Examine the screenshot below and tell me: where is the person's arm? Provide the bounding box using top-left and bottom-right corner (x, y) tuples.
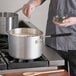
(22, 0), (46, 17)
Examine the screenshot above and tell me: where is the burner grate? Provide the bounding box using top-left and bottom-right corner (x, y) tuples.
(0, 51), (7, 70)
(0, 34), (8, 49)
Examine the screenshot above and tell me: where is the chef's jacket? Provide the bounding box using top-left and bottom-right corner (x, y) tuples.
(41, 0), (76, 51)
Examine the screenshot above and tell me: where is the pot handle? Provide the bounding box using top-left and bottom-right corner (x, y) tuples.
(45, 33), (72, 38)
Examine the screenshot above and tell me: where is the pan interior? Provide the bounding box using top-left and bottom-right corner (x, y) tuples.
(9, 28), (43, 37)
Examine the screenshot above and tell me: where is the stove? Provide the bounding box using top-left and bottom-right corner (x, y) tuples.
(0, 21), (64, 71)
(0, 49), (48, 70)
(0, 21), (49, 70)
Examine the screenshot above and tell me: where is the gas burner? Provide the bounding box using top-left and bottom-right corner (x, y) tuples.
(7, 55), (48, 69)
(0, 51), (15, 63)
(14, 54), (48, 63)
(0, 50), (49, 70)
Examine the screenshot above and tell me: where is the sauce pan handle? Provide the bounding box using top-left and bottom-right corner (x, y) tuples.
(45, 33), (72, 38)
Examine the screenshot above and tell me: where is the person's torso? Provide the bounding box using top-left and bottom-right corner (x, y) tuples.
(45, 0), (76, 51)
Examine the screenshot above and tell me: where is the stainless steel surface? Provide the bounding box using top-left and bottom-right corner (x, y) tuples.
(0, 12), (18, 34)
(43, 46), (64, 66)
(0, 67), (57, 74)
(8, 28), (43, 59)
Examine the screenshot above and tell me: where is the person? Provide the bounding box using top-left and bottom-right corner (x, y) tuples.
(22, 0), (76, 76)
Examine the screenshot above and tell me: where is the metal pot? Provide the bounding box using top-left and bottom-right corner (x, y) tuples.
(8, 28), (43, 60)
(0, 12), (19, 34)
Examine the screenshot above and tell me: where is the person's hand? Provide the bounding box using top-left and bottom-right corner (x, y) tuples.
(53, 17), (76, 27)
(22, 0), (37, 17)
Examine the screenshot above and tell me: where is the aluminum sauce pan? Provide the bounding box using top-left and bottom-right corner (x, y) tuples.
(8, 28), (43, 60)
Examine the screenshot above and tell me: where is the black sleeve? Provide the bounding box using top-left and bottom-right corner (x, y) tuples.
(41, 0), (46, 4)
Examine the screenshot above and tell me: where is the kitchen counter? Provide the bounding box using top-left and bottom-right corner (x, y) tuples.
(0, 45), (64, 74)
